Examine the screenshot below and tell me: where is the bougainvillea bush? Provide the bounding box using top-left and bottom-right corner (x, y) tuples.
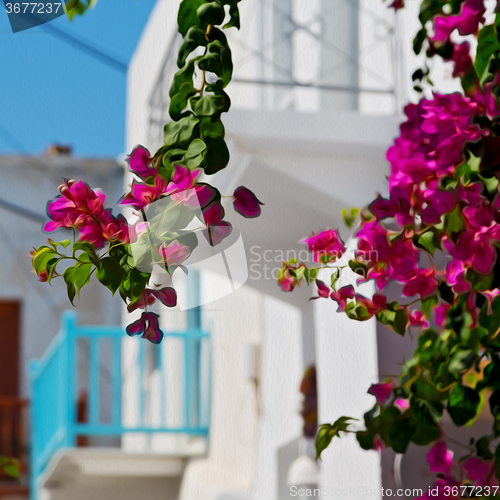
(279, 0), (500, 494)
(30, 0), (262, 344)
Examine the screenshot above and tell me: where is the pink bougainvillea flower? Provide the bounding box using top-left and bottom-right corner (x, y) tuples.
(450, 42), (473, 78)
(121, 178), (168, 210)
(427, 442), (454, 473)
(403, 268), (437, 298)
(278, 261), (307, 292)
(126, 312), (164, 344)
(387, 94), (485, 199)
(373, 435), (383, 451)
(203, 221), (233, 247)
(233, 186), (264, 218)
(389, 0), (404, 10)
(156, 240), (192, 266)
(77, 211), (129, 249)
(330, 285), (356, 311)
(395, 398), (410, 412)
(368, 379), (393, 403)
(480, 288), (500, 315)
(446, 259), (470, 294)
(127, 288), (177, 313)
(435, 302), (450, 329)
(409, 310), (429, 328)
(313, 279), (330, 299)
(202, 201), (225, 226)
(464, 458), (489, 485)
(128, 146), (155, 180)
(166, 164), (201, 194)
(433, 0), (485, 42)
(151, 287), (177, 308)
(303, 229), (345, 263)
(127, 289), (157, 313)
(190, 183), (218, 208)
(45, 180), (106, 232)
(129, 221), (149, 244)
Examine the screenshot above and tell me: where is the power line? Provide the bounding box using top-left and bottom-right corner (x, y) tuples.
(39, 21), (127, 73)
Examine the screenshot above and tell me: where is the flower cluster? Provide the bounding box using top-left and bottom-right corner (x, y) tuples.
(32, 146), (263, 342)
(286, 0), (500, 488)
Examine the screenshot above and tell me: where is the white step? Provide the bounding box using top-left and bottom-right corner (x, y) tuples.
(40, 449), (189, 500)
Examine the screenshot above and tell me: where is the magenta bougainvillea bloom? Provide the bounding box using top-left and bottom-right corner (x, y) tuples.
(329, 285), (356, 311)
(156, 241), (192, 267)
(232, 186), (264, 218)
(395, 398), (409, 411)
(166, 164), (201, 194)
(463, 458), (490, 485)
(121, 178), (168, 210)
(278, 261), (307, 292)
(368, 379), (393, 403)
(409, 310), (428, 328)
(45, 180), (129, 249)
(314, 279), (330, 299)
(427, 442), (454, 473)
(45, 180), (105, 231)
(126, 311), (164, 344)
(202, 201), (224, 226)
(303, 229), (345, 263)
(128, 146), (155, 180)
(433, 0), (485, 42)
(127, 288), (177, 313)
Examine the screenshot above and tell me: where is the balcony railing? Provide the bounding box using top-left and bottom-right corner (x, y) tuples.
(29, 311), (211, 500)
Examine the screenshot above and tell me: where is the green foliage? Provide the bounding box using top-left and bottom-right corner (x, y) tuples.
(316, 417), (358, 460)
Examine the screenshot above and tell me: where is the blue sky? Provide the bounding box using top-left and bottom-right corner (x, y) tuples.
(0, 1), (157, 157)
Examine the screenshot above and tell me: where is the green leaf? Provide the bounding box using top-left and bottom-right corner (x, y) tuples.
(304, 267), (319, 285)
(33, 247), (58, 274)
(198, 39), (233, 87)
(74, 262), (93, 296)
(447, 383), (480, 426)
(197, 2), (225, 28)
(413, 230), (440, 255)
(177, 0), (206, 37)
(421, 295), (438, 318)
(65, 0), (95, 20)
(447, 347), (475, 376)
(445, 207), (464, 235)
(413, 28), (427, 55)
(315, 417), (358, 460)
(3, 464), (19, 479)
(164, 114), (200, 149)
(475, 24), (500, 81)
(96, 258), (124, 295)
(48, 238), (71, 250)
(204, 135), (230, 174)
(190, 94), (224, 117)
(169, 82), (197, 121)
(63, 266), (77, 306)
(476, 436), (494, 460)
(183, 138), (208, 169)
(177, 27), (208, 68)
(223, 1), (241, 29)
(345, 301), (372, 322)
(342, 208), (359, 228)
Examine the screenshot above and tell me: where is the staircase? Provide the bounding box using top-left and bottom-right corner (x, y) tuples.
(29, 311), (211, 500)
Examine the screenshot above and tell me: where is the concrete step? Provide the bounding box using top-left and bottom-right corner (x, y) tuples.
(40, 449), (189, 500)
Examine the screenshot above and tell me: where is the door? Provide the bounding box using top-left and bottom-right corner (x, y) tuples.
(0, 302), (20, 397)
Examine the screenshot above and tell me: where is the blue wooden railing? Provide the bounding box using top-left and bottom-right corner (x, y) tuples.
(29, 310), (211, 499)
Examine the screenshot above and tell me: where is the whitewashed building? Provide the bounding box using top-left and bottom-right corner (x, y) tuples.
(31, 0), (483, 499)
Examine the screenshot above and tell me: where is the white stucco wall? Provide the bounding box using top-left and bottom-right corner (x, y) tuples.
(0, 154), (123, 398)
